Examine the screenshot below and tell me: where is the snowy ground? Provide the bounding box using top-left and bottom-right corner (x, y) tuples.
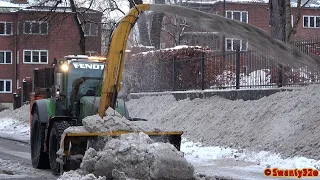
(1, 86), (320, 179)
(0, 158), (53, 179)
(0, 105), (29, 142)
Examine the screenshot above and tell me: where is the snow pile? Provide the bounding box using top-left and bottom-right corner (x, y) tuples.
(81, 107), (176, 132)
(126, 84), (320, 160)
(0, 104), (30, 123)
(81, 108), (143, 132)
(0, 105), (30, 141)
(62, 108), (193, 179)
(57, 170), (105, 180)
(0, 118), (29, 141)
(80, 132), (194, 179)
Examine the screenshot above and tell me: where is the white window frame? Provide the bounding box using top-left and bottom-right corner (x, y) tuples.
(303, 15), (320, 28)
(0, 21), (13, 36)
(23, 50), (48, 64)
(225, 38), (248, 51)
(0, 51), (12, 64)
(160, 43), (166, 49)
(225, 10), (248, 23)
(23, 21), (49, 35)
(0, 79), (12, 93)
(84, 23), (98, 37)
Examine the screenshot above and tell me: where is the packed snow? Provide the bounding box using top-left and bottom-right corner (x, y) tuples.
(78, 132), (194, 179)
(62, 108), (194, 179)
(81, 108), (143, 132)
(0, 105), (30, 142)
(0, 158), (54, 179)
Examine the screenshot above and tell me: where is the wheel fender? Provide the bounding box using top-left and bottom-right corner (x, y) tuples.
(31, 100), (49, 124)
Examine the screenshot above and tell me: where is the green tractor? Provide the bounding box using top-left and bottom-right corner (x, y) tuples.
(30, 55), (129, 174)
(29, 55), (182, 174)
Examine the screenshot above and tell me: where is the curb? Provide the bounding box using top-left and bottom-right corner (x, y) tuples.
(0, 136), (30, 144)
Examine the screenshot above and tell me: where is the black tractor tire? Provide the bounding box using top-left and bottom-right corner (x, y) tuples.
(30, 107), (50, 169)
(49, 121), (69, 175)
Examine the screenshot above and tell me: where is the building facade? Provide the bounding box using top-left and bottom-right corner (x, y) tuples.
(0, 2), (102, 103)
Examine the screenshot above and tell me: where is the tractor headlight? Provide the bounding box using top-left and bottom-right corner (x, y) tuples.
(61, 63), (69, 72)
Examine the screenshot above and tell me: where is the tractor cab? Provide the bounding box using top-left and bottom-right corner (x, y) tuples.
(52, 55), (129, 124)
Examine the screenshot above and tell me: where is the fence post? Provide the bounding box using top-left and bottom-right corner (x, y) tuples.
(172, 56), (177, 91)
(236, 46), (240, 89)
(33, 69), (38, 92)
(22, 81), (27, 103)
(201, 53), (205, 90)
(278, 64), (283, 87)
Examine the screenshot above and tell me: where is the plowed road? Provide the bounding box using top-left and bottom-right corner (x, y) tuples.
(0, 138), (55, 180)
(0, 138), (300, 180)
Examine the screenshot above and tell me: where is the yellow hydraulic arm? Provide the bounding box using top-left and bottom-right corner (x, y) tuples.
(98, 4), (150, 118)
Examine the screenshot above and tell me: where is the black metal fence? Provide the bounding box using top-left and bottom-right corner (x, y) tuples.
(124, 38), (320, 92)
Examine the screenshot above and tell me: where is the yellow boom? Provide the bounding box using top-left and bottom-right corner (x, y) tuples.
(98, 4), (150, 117)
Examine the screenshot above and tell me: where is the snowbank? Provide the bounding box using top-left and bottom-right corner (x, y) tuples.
(126, 84), (320, 160)
(0, 118), (29, 141)
(0, 104), (30, 123)
(0, 105), (30, 141)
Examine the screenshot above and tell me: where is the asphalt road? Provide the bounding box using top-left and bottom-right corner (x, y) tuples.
(0, 138), (57, 180)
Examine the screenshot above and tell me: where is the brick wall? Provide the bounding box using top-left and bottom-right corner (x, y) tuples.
(292, 8), (320, 40)
(0, 9), (102, 103)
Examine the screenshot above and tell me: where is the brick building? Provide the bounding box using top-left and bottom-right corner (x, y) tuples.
(158, 1), (320, 51)
(0, 1), (102, 103)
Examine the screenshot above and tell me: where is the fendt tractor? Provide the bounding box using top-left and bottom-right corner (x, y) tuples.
(30, 4), (183, 175)
(30, 54), (183, 174)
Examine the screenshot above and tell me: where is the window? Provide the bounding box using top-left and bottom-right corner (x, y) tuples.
(226, 11), (248, 23)
(226, 38), (248, 51)
(23, 50), (48, 64)
(0, 51), (12, 64)
(84, 23), (98, 36)
(24, 21), (48, 34)
(0, 79), (12, 93)
(160, 43), (166, 49)
(303, 16), (320, 28)
(0, 22), (12, 35)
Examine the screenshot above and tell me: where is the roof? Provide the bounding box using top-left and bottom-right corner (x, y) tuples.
(21, 6), (101, 14)
(0, 0), (27, 12)
(185, 0), (320, 8)
(0, 0), (102, 13)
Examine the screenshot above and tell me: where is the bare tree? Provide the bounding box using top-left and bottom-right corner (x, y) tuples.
(129, 0), (151, 46)
(286, 0), (311, 42)
(69, 0), (86, 54)
(161, 15), (190, 46)
(269, 0), (286, 41)
(269, 0), (311, 43)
